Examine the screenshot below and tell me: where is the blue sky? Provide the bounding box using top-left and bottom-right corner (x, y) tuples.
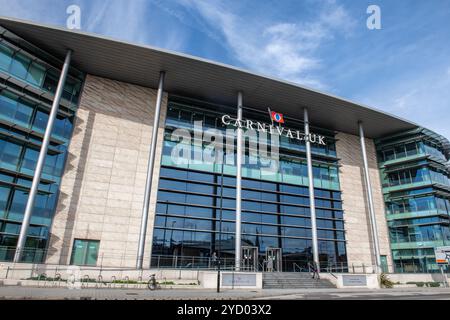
(1, 0), (449, 138)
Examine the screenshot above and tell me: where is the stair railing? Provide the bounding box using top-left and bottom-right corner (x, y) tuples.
(293, 263), (304, 272)
(258, 262), (266, 273)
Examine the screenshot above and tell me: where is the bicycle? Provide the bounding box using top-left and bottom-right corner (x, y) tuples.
(147, 274), (159, 291)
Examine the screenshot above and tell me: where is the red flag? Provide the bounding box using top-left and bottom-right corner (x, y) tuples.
(271, 111), (285, 124)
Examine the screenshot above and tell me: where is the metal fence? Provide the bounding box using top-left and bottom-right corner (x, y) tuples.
(322, 262), (449, 275)
(150, 255), (238, 270)
(1, 247), (449, 275)
(0, 264), (203, 289)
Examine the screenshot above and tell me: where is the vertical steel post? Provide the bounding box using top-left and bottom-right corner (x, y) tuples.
(235, 91), (243, 271)
(358, 121), (381, 271)
(304, 108), (320, 268)
(440, 265), (448, 288)
(136, 71), (165, 269)
(13, 50), (72, 263)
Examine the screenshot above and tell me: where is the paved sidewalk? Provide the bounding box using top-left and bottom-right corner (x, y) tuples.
(0, 286), (449, 300)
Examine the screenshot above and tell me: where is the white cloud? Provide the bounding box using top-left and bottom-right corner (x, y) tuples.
(392, 90), (418, 110)
(0, 0), (65, 23)
(175, 0), (356, 89)
(82, 0), (188, 52)
(0, 0), (355, 88)
(0, 0), (187, 52)
(358, 69), (450, 139)
(82, 0), (150, 45)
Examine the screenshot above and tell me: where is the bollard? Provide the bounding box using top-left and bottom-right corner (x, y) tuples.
(440, 266), (448, 288)
(217, 260), (221, 293)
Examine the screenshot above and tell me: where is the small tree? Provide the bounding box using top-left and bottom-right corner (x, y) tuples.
(379, 273), (394, 288)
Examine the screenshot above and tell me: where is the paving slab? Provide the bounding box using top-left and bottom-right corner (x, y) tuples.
(0, 285), (449, 300)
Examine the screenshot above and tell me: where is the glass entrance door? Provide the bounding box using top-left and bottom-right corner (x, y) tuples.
(265, 248), (282, 272)
(242, 246), (258, 271)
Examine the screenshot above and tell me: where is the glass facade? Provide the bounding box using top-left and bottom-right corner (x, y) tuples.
(0, 41), (82, 106)
(0, 31), (83, 262)
(2, 26), (448, 275)
(376, 128), (450, 273)
(151, 97), (347, 271)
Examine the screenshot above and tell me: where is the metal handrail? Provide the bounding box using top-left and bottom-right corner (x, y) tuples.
(293, 263), (309, 273)
(258, 262), (266, 272)
(329, 272), (338, 279)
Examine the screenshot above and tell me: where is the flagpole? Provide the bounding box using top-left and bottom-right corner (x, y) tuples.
(267, 107), (274, 126)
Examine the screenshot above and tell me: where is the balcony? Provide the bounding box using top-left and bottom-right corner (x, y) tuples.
(390, 240), (448, 250)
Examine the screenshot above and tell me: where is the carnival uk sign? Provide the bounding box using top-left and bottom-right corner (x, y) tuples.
(221, 111), (327, 146)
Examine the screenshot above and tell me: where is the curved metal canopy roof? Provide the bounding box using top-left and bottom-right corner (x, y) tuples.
(0, 16), (430, 139)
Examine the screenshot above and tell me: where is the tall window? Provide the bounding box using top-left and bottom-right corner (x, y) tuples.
(10, 52), (31, 79)
(70, 239), (100, 266)
(26, 62), (46, 87)
(0, 34), (84, 264)
(0, 43), (13, 71)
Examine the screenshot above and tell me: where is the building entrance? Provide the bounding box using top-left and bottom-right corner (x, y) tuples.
(266, 248), (282, 272)
(242, 246), (258, 271)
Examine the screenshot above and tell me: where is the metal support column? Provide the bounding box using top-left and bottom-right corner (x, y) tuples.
(235, 91), (243, 271)
(13, 50), (73, 263)
(358, 121), (381, 272)
(136, 71), (165, 269)
(304, 108), (319, 268)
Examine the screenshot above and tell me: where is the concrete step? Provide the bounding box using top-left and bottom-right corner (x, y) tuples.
(266, 274), (316, 276)
(263, 278), (320, 281)
(263, 280), (334, 284)
(262, 272), (335, 289)
(263, 283), (334, 286)
(263, 284), (335, 289)
(263, 285), (335, 288)
(263, 280), (328, 282)
(263, 284), (334, 287)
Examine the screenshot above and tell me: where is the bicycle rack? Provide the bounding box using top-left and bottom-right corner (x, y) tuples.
(37, 273), (47, 288)
(110, 275), (116, 289)
(53, 268), (59, 285)
(96, 275), (103, 289)
(137, 276), (143, 289)
(53, 273), (62, 287)
(82, 275), (90, 288)
(123, 276), (129, 289)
